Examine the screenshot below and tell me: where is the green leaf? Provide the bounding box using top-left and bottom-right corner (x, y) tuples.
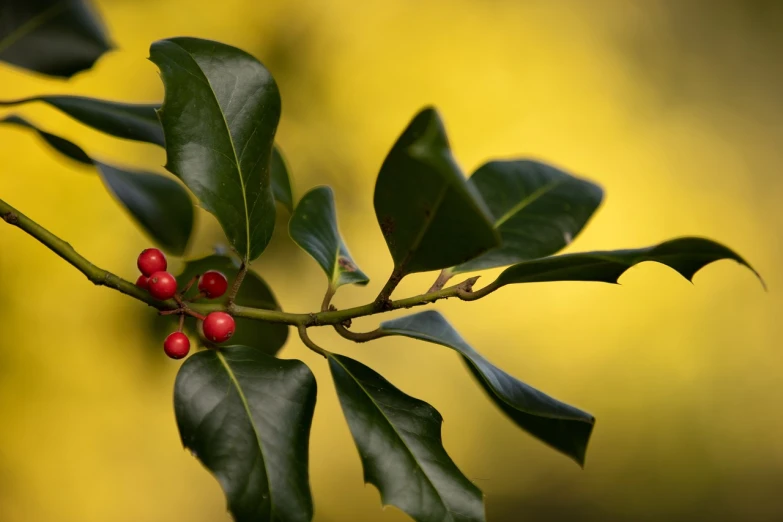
(374, 108), (500, 276)
(0, 0), (111, 77)
(0, 96), (296, 213)
(271, 146), (294, 213)
(380, 311), (594, 466)
(175, 346), (316, 522)
(495, 237), (764, 289)
(329, 353), (485, 522)
(452, 160), (604, 274)
(150, 37), (280, 261)
(289, 186), (369, 290)
(0, 96), (163, 145)
(176, 255), (288, 355)
(1, 115), (193, 255)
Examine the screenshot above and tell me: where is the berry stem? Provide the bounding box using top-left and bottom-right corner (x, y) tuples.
(185, 290), (207, 303)
(180, 274), (200, 296)
(184, 308), (207, 321)
(225, 261), (247, 307)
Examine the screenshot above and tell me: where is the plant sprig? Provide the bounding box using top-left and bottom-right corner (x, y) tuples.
(0, 29), (762, 522)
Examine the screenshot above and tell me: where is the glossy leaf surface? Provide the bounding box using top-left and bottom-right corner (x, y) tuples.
(0, 0), (111, 77)
(374, 108), (499, 275)
(0, 96), (295, 212)
(150, 37), (280, 261)
(1, 115), (193, 254)
(176, 255), (288, 354)
(495, 237), (763, 288)
(0, 96), (163, 144)
(380, 311), (594, 465)
(175, 346), (316, 522)
(453, 160), (604, 274)
(329, 353), (485, 522)
(289, 186), (369, 289)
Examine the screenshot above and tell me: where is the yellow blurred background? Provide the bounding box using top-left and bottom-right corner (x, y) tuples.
(1, 0), (780, 520)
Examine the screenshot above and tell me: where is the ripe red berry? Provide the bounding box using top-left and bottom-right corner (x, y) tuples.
(202, 312), (235, 343)
(164, 332), (190, 359)
(198, 270), (229, 299)
(148, 271), (178, 300)
(135, 275), (149, 289)
(137, 248), (167, 276)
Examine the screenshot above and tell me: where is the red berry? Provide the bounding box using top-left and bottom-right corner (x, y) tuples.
(198, 270), (229, 299)
(135, 275), (149, 289)
(164, 332), (190, 359)
(148, 271), (178, 300)
(202, 312), (235, 343)
(137, 248), (167, 276)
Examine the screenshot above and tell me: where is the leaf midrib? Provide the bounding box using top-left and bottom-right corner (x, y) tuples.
(0, 1), (68, 54)
(217, 352), (274, 520)
(170, 41), (252, 260)
(492, 177), (567, 228)
(397, 183), (449, 273)
(331, 355), (455, 520)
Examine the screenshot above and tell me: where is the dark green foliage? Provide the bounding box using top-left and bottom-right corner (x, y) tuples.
(149, 37), (280, 261)
(174, 346), (316, 522)
(0, 96), (163, 144)
(289, 186), (369, 289)
(453, 160), (604, 274)
(271, 146), (294, 212)
(374, 108), (500, 277)
(495, 237), (763, 288)
(0, 0), (111, 77)
(1, 31), (763, 522)
(329, 354), (485, 522)
(1, 115), (193, 255)
(380, 311), (594, 466)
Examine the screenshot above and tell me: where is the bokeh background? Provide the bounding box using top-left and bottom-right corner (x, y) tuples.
(0, 0), (780, 521)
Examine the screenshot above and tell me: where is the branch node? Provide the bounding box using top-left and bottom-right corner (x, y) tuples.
(2, 211), (19, 225)
(458, 275), (480, 293)
(428, 269), (454, 292)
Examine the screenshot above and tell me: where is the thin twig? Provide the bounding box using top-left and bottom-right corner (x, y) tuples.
(321, 285), (336, 312)
(180, 274), (200, 296)
(226, 261), (247, 307)
(0, 198), (501, 329)
(297, 325), (330, 358)
(374, 267), (403, 309)
(334, 323), (388, 343)
(428, 268), (454, 292)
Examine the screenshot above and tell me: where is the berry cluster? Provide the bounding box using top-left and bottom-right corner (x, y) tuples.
(134, 248), (236, 359)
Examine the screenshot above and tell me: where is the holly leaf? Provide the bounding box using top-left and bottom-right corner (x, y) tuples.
(289, 186), (368, 290)
(379, 311), (594, 466)
(150, 37), (280, 261)
(271, 146), (294, 213)
(175, 346), (316, 522)
(0, 96), (163, 145)
(494, 237), (764, 289)
(451, 160), (604, 274)
(1, 115), (193, 255)
(329, 353), (485, 522)
(176, 255), (288, 355)
(374, 108), (499, 278)
(0, 0), (112, 77)
(0, 94), (296, 213)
